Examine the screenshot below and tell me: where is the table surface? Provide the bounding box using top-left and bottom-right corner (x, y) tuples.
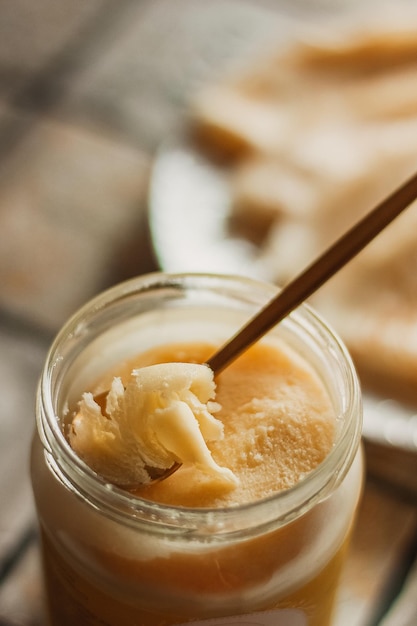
(1, 2), (417, 625)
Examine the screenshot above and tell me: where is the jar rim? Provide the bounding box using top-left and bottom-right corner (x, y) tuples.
(37, 272), (362, 538)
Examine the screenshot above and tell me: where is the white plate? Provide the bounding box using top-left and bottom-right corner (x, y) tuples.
(149, 141), (270, 279)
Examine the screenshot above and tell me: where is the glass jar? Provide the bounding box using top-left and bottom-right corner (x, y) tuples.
(31, 272), (363, 626)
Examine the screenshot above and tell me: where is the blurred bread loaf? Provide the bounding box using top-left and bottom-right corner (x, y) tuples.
(191, 11), (417, 394)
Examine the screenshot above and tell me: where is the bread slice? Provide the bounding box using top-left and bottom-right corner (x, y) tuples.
(191, 12), (417, 396)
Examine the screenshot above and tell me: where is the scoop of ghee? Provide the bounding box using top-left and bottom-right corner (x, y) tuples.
(69, 362), (238, 489)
